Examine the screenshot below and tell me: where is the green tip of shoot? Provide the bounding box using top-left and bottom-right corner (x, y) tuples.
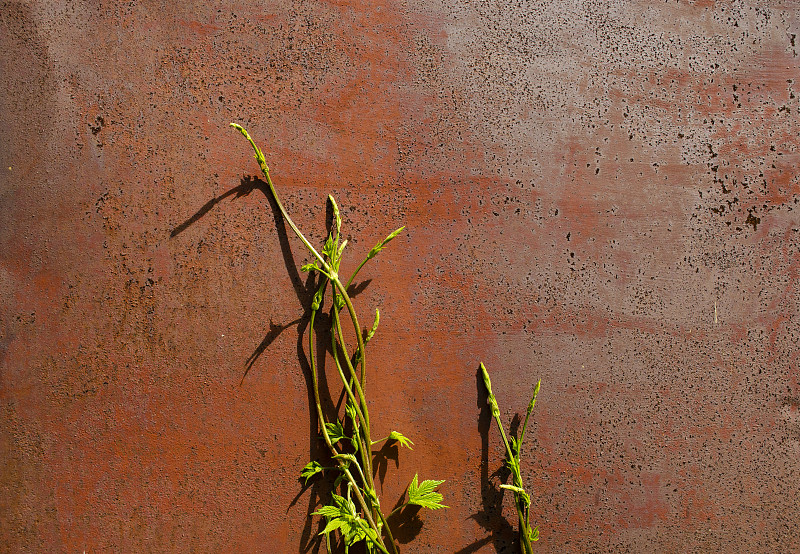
(480, 362), (493, 395)
(328, 195), (342, 235)
(368, 226), (406, 260)
(230, 122), (269, 174)
(527, 379), (541, 414)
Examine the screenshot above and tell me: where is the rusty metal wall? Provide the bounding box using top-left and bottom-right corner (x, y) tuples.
(2, 1), (799, 552)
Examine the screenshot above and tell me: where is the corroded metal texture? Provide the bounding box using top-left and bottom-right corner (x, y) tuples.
(2, 1), (799, 552)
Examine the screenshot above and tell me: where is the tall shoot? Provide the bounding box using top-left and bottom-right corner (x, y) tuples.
(231, 123), (446, 553)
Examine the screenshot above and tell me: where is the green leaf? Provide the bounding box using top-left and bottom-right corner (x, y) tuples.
(345, 401), (359, 425)
(334, 294), (345, 310)
(530, 526), (540, 542)
(337, 239), (348, 260)
(325, 420), (347, 444)
(313, 505), (343, 518)
(332, 453), (358, 465)
(320, 517), (346, 535)
(312, 493), (373, 547)
(322, 234), (335, 260)
(387, 430), (414, 450)
(301, 261), (320, 273)
(367, 226), (405, 260)
(301, 461), (324, 484)
(407, 473), (448, 510)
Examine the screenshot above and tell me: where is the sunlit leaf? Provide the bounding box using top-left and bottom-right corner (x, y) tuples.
(408, 473), (448, 510)
(387, 430), (414, 450)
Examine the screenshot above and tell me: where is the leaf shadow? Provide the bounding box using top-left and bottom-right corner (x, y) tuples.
(170, 176), (382, 553)
(372, 442), (399, 490)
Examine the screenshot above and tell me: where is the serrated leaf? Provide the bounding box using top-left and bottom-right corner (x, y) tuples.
(387, 430), (414, 450)
(325, 420), (347, 444)
(301, 261), (320, 273)
(407, 473), (448, 510)
(301, 461), (324, 484)
(312, 493), (373, 547)
(320, 517), (346, 535)
(313, 505), (342, 518)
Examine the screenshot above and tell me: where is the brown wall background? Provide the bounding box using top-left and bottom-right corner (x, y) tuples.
(2, 1), (799, 552)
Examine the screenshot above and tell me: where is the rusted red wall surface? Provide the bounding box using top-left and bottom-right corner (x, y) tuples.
(2, 1), (799, 552)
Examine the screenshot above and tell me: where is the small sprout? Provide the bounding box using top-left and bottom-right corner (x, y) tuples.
(387, 430), (414, 449)
(367, 226), (405, 261)
(328, 194), (342, 236)
(365, 308), (380, 343)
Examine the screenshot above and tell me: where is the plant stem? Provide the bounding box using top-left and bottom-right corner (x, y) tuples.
(233, 124), (401, 554)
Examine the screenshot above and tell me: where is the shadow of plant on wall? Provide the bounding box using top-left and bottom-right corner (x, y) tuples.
(171, 126), (544, 552)
(226, 123), (447, 553)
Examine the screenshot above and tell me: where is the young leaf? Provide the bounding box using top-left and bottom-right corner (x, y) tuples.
(337, 239), (348, 260)
(301, 461), (324, 484)
(320, 233), (335, 259)
(312, 493), (375, 547)
(325, 420), (347, 444)
(387, 430), (414, 450)
(500, 484), (531, 506)
(301, 261), (320, 273)
(530, 526), (540, 542)
(407, 474), (448, 510)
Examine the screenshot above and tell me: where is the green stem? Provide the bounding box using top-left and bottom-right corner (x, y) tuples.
(308, 282), (388, 553)
(376, 507), (399, 554)
(331, 305), (377, 489)
(330, 277), (368, 390)
(388, 503), (409, 519)
(331, 296), (370, 426)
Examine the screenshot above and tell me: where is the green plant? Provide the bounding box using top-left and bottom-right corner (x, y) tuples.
(480, 362), (541, 553)
(231, 123), (446, 553)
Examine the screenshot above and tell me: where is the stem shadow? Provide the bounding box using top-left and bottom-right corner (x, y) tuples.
(453, 365), (516, 554)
